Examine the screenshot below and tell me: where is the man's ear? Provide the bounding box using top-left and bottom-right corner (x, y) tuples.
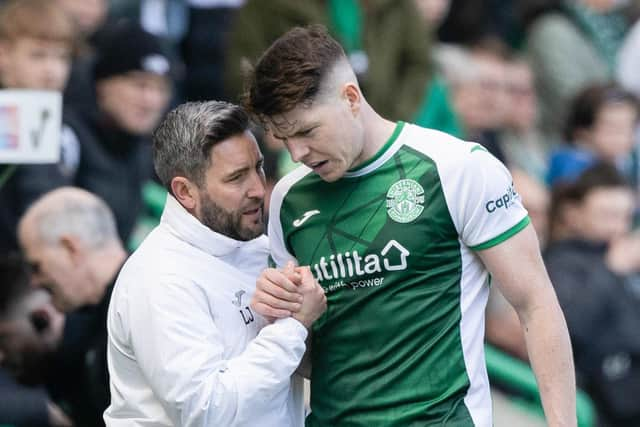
(59, 234), (85, 266)
(171, 176), (199, 211)
(342, 83), (361, 116)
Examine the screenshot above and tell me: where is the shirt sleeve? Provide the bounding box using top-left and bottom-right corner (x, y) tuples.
(125, 275), (308, 426)
(443, 146), (530, 250)
(268, 180), (298, 268)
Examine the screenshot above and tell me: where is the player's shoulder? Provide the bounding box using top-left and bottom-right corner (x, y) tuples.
(272, 164), (314, 201)
(401, 123), (491, 167)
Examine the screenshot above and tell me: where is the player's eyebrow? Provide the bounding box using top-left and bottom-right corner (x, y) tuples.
(271, 123), (319, 141)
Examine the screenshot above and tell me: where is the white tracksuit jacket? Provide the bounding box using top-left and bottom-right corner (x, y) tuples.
(104, 195), (307, 426)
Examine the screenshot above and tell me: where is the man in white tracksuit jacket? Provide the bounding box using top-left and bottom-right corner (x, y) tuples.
(104, 101), (326, 426)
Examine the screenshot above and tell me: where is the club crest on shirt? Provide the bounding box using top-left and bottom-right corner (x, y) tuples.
(386, 179), (425, 223)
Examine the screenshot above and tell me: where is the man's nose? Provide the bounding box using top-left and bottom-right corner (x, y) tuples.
(288, 141), (310, 163)
(247, 171), (266, 200)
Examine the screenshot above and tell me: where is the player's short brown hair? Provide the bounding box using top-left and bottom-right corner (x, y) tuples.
(244, 25), (347, 122)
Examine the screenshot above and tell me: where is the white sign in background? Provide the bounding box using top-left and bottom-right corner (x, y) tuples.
(0, 90), (62, 164)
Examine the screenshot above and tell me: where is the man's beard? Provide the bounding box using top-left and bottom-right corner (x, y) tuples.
(200, 193), (264, 241)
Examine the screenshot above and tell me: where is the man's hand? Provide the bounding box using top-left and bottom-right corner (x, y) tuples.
(252, 262), (304, 321)
(291, 266), (327, 328)
(252, 262), (327, 328)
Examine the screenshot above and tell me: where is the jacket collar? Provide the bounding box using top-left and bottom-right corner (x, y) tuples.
(161, 195), (263, 258)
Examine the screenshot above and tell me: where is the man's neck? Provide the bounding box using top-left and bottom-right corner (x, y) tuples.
(359, 107), (398, 166)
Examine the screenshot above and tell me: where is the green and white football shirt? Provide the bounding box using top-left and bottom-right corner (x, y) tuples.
(269, 122), (530, 427)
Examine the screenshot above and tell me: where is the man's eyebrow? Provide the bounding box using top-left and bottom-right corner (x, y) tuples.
(271, 123), (318, 140)
(223, 157), (264, 178)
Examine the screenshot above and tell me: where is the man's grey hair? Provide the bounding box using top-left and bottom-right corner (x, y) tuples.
(35, 195), (119, 249)
(153, 101), (250, 191)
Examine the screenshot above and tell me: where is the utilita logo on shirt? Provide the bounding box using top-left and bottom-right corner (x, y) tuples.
(312, 240), (409, 292)
(485, 183), (519, 213)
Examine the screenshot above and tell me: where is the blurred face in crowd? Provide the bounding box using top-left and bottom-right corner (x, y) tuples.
(97, 71), (171, 135)
(55, 0), (107, 36)
(0, 289), (64, 384)
(473, 53), (509, 129)
(0, 37), (72, 91)
(413, 0), (451, 28)
(18, 223), (92, 312)
(194, 131), (266, 241)
(451, 78), (490, 135)
(505, 61), (537, 132)
(566, 186), (635, 243)
(581, 101), (637, 162)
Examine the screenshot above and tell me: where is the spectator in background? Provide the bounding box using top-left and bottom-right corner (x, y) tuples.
(547, 83), (639, 187)
(523, 0), (629, 140)
(500, 57), (550, 183)
(544, 163), (640, 426)
(0, 255), (71, 427)
(62, 20), (173, 244)
(412, 0), (463, 137)
(56, 0), (108, 38)
(0, 0), (78, 252)
(437, 42), (509, 161)
(17, 187), (127, 426)
(107, 0), (189, 104)
(467, 37), (511, 163)
(57, 0), (109, 114)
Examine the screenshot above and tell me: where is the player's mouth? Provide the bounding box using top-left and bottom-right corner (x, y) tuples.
(309, 160), (329, 172)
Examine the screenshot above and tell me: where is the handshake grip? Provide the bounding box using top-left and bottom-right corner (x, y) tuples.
(252, 263), (327, 329)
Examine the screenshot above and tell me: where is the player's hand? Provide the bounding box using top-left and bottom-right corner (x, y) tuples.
(292, 266), (327, 329)
(252, 262), (303, 321)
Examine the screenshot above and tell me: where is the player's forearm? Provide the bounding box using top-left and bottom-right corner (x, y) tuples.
(520, 293), (576, 427)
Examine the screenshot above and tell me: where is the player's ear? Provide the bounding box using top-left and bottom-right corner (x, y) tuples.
(343, 83), (361, 116)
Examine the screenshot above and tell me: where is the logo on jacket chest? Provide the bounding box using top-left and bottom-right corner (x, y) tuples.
(232, 290), (254, 325)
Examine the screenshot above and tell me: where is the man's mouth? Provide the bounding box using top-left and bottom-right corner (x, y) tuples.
(309, 160), (328, 171)
(243, 206), (262, 216)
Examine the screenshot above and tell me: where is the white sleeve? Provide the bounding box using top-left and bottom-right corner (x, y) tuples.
(268, 178), (298, 268)
(442, 147), (530, 250)
(127, 275), (307, 426)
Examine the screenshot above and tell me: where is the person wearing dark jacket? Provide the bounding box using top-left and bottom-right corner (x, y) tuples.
(63, 20), (172, 242)
(0, 255), (71, 427)
(17, 187), (128, 426)
(0, 0), (79, 252)
(544, 163), (640, 426)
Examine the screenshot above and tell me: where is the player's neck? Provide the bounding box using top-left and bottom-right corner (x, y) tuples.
(360, 107), (398, 163)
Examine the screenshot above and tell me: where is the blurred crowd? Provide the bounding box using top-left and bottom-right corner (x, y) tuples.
(1, 0), (640, 425)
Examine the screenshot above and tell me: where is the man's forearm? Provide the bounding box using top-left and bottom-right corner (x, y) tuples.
(520, 295), (576, 426)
